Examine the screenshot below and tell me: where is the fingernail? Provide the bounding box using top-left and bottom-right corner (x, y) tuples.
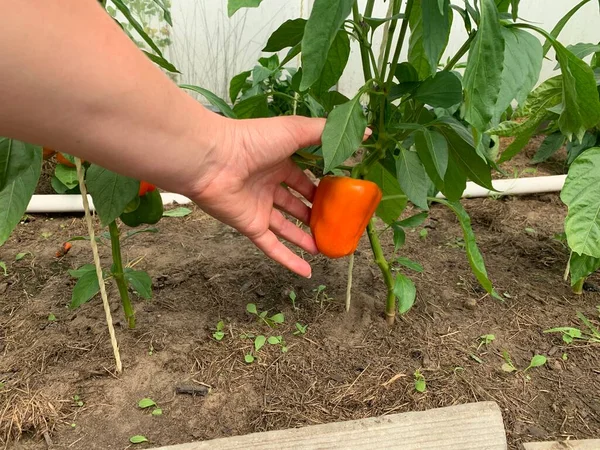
(364, 127), (373, 136)
(307, 272), (312, 279)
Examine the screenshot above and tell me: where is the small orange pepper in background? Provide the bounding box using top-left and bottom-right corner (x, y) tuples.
(42, 147), (56, 160)
(138, 181), (156, 197)
(55, 242), (72, 258)
(310, 176), (382, 258)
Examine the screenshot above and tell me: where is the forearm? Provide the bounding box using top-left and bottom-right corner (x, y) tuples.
(0, 0), (224, 196)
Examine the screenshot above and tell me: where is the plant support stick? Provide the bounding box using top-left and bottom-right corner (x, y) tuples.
(74, 157), (122, 373)
(346, 253), (354, 312)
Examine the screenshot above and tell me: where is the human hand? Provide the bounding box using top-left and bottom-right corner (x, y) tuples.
(189, 115), (328, 278)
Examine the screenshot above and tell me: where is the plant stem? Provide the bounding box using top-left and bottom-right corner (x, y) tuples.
(367, 219), (396, 325)
(385, 0), (414, 91)
(572, 278), (584, 295)
(108, 221), (135, 328)
(378, 0), (401, 81)
(444, 32), (476, 71)
(353, 2), (373, 83)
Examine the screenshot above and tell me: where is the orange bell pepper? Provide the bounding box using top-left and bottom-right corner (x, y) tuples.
(310, 176), (382, 258)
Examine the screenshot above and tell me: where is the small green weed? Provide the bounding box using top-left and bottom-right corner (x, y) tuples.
(414, 370), (426, 393)
(246, 303), (284, 328)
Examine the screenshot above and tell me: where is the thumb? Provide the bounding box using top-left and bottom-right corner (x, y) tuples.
(276, 115), (373, 150)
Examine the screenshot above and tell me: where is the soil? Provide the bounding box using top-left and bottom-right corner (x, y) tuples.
(1, 140), (598, 450)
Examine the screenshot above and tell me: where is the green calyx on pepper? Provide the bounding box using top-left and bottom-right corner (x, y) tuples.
(120, 185), (163, 227)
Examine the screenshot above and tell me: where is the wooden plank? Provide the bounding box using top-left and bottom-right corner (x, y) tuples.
(153, 401), (506, 450)
(524, 440), (600, 450)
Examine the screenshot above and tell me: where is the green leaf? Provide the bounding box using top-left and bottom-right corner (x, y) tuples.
(251, 65), (273, 87)
(86, 165), (139, 226)
(129, 435), (149, 444)
(396, 212), (428, 228)
(413, 71), (462, 108)
(124, 227), (159, 239)
(532, 133), (566, 164)
(394, 273), (417, 314)
(463, 0), (505, 131)
(246, 303), (258, 315)
(229, 70), (251, 104)
(300, 0), (354, 91)
(254, 335), (266, 352)
(263, 19), (306, 52)
(227, 0), (263, 17)
(396, 148), (429, 210)
(47, 313), (56, 322)
(270, 313), (285, 324)
(312, 31), (350, 97)
(152, 408), (163, 416)
(501, 362), (516, 373)
(395, 257), (424, 273)
(0, 139), (42, 246)
(233, 95), (270, 119)
(0, 262), (7, 276)
(112, 0), (164, 57)
(569, 252), (600, 286)
(567, 132), (597, 165)
(69, 264), (97, 278)
(180, 85), (236, 119)
(267, 336), (282, 345)
(527, 355), (547, 370)
(124, 269), (153, 299)
(138, 398), (157, 409)
(69, 269), (101, 309)
(364, 162), (407, 225)
(542, 0), (591, 57)
(435, 199), (500, 299)
(561, 147), (600, 258)
(51, 175), (71, 194)
(162, 207), (192, 217)
(244, 354), (255, 363)
(408, 1), (432, 79)
(438, 123), (494, 191)
(392, 226), (406, 251)
(363, 13), (405, 31)
(422, 0), (453, 75)
(415, 129), (448, 185)
(55, 164), (79, 190)
(415, 378), (426, 392)
(492, 27), (542, 123)
(150, 0), (172, 25)
(15, 252), (28, 261)
(556, 43), (600, 68)
(141, 51), (179, 74)
(553, 40), (600, 141)
(321, 95), (366, 173)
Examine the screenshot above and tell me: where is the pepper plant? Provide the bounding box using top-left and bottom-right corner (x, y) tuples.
(208, 0), (598, 325)
(0, 0), (178, 328)
(489, 0), (600, 294)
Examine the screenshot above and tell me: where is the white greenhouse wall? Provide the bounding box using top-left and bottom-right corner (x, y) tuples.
(168, 1), (600, 102)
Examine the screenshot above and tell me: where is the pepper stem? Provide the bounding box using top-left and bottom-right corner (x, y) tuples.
(108, 221), (135, 328)
(367, 219), (395, 325)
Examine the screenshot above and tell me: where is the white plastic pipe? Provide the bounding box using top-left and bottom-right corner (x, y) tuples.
(25, 175), (567, 213)
(25, 193), (193, 214)
(436, 174), (567, 199)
